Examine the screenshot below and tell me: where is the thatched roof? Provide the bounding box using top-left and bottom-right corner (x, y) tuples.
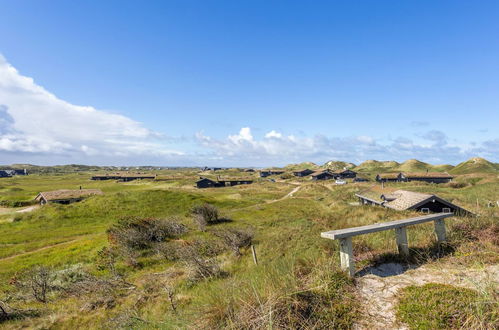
(383, 190), (433, 211)
(311, 169), (331, 177)
(36, 189), (103, 202)
(331, 169), (356, 174)
(376, 173), (401, 179)
(356, 187), (473, 215)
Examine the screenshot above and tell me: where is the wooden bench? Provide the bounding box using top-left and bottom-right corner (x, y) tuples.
(320, 213), (454, 277)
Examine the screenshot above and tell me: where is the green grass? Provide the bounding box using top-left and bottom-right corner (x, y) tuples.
(396, 283), (498, 329)
(0, 170), (497, 329)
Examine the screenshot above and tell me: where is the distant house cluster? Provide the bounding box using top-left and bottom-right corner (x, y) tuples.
(202, 167), (223, 171)
(375, 172), (453, 184)
(259, 169), (285, 178)
(35, 189), (103, 205)
(293, 169), (315, 177)
(196, 177), (254, 188)
(91, 173), (156, 182)
(310, 169), (358, 181)
(0, 169), (28, 178)
(355, 187), (472, 216)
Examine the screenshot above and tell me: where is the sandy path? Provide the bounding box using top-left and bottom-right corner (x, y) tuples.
(354, 263), (499, 329)
(0, 239), (78, 261)
(266, 185), (301, 204)
(16, 205), (39, 213)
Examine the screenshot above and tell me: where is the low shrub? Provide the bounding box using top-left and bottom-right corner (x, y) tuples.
(105, 216), (188, 267)
(211, 228), (253, 257)
(191, 204), (219, 230)
(11, 266), (58, 303)
(445, 182), (468, 189)
(107, 216), (188, 250)
(176, 243), (224, 283)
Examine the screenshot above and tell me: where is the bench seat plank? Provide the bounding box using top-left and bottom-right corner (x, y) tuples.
(321, 212), (453, 240)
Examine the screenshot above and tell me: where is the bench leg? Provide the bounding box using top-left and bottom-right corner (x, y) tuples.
(395, 227), (409, 256)
(339, 237), (355, 277)
(434, 219), (446, 242)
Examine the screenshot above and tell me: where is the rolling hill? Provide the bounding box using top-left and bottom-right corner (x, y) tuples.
(284, 162), (320, 171)
(394, 159), (433, 172)
(449, 157), (499, 174)
(354, 160), (399, 172)
(322, 160), (356, 170)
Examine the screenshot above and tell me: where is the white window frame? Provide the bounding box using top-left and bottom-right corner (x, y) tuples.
(421, 208), (430, 213)
(442, 207), (451, 213)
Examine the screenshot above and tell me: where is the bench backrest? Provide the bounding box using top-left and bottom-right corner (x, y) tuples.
(321, 212), (453, 240)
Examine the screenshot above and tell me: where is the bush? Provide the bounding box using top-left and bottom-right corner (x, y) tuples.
(176, 242), (224, 283)
(212, 228), (254, 257)
(106, 216), (188, 267)
(108, 216), (188, 250)
(191, 204), (219, 230)
(445, 182), (468, 189)
(11, 266), (58, 303)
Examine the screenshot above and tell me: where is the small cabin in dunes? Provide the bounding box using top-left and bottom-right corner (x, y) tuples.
(331, 169), (357, 179)
(259, 170), (285, 178)
(311, 170), (335, 181)
(293, 169), (314, 177)
(355, 188), (472, 216)
(196, 178), (223, 188)
(196, 177), (253, 188)
(375, 173), (403, 182)
(35, 189), (103, 205)
(401, 172), (453, 184)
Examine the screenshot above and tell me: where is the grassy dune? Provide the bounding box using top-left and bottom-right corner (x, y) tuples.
(0, 170), (497, 328)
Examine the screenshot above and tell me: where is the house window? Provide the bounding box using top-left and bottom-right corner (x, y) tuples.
(421, 208), (430, 213)
(442, 208), (451, 213)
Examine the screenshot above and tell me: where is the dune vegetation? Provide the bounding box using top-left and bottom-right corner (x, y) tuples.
(0, 160), (497, 329)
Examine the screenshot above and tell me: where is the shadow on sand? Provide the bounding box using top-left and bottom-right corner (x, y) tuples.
(356, 242), (456, 278)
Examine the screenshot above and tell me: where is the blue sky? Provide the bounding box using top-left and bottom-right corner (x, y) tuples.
(0, 1), (498, 166)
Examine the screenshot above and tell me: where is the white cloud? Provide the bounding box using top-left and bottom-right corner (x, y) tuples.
(265, 130), (282, 139)
(0, 54), (497, 166)
(0, 54), (182, 160)
(196, 127), (499, 166)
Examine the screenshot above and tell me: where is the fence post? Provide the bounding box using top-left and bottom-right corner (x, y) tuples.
(251, 245), (258, 265)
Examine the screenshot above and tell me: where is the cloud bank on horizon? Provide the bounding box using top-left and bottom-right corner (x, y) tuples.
(0, 55), (497, 166)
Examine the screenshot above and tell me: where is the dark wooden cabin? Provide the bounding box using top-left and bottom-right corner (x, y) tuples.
(196, 178), (253, 188)
(259, 170), (285, 178)
(196, 178), (223, 188)
(293, 169), (314, 177)
(401, 172), (453, 184)
(375, 173), (403, 182)
(311, 170), (335, 181)
(353, 177), (369, 182)
(331, 169), (357, 179)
